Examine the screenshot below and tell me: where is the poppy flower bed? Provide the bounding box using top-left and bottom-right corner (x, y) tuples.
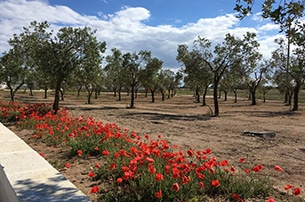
(0, 101), (303, 201)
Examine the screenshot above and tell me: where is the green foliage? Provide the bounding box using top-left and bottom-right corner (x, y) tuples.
(0, 50), (27, 102)
(48, 158), (66, 170)
(4, 21), (107, 111)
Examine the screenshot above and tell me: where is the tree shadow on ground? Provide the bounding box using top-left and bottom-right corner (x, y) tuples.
(14, 173), (90, 202)
(65, 106), (119, 111)
(121, 112), (211, 121)
(223, 110), (301, 118)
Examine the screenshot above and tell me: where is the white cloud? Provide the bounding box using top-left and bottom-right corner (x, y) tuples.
(258, 23), (279, 32)
(252, 12), (263, 22)
(0, 0), (281, 70)
(258, 33), (284, 59)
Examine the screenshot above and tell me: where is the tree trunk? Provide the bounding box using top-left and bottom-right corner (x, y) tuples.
(8, 81), (24, 103)
(85, 85), (93, 104)
(9, 87), (15, 103)
(94, 89), (98, 99)
(77, 85), (82, 97)
(113, 87), (117, 97)
(196, 88), (200, 103)
(160, 90), (165, 101)
(202, 89), (207, 106)
(202, 85), (209, 106)
(171, 88), (174, 97)
(287, 91), (293, 106)
(213, 77), (219, 117)
(251, 88), (257, 105)
(234, 89), (237, 103)
(29, 87), (33, 96)
(44, 86), (48, 99)
(53, 79), (62, 113)
(167, 89), (170, 99)
(118, 88), (122, 101)
(88, 93), (92, 104)
(151, 90), (155, 103)
(285, 90), (293, 106)
(292, 83), (300, 111)
(145, 89), (148, 97)
(130, 85), (135, 108)
(224, 90), (228, 101)
(284, 91), (288, 104)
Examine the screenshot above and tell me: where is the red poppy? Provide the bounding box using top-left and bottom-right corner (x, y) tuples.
(117, 178), (123, 183)
(284, 184), (292, 190)
(293, 187), (301, 195)
(155, 173), (164, 182)
(181, 176), (191, 185)
(90, 186), (99, 193)
(199, 181), (204, 189)
(230, 166), (236, 173)
(123, 171), (133, 180)
(274, 165), (284, 172)
(187, 149), (194, 157)
(88, 171), (95, 177)
(232, 193), (240, 200)
(102, 150), (109, 156)
(65, 163), (71, 168)
(77, 150), (82, 157)
(266, 198), (275, 202)
(145, 157), (154, 163)
(172, 182), (180, 192)
(148, 164), (156, 174)
(203, 148), (212, 154)
(239, 158), (245, 163)
(172, 167), (180, 178)
(155, 190), (162, 198)
(244, 168), (250, 173)
(252, 164), (263, 172)
(39, 153), (45, 158)
(94, 146), (99, 151)
(95, 163), (101, 168)
(110, 163), (116, 170)
(130, 147), (138, 154)
(219, 160), (229, 166)
(232, 193), (244, 202)
(211, 179), (220, 187)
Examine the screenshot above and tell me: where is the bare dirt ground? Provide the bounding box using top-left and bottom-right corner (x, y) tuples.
(4, 91), (305, 201)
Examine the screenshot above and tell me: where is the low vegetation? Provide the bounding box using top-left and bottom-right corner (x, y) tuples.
(1, 99), (303, 202)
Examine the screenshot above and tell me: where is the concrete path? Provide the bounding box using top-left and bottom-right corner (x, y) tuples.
(0, 123), (91, 202)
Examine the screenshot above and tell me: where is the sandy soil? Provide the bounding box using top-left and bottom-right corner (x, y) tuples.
(6, 92), (305, 201)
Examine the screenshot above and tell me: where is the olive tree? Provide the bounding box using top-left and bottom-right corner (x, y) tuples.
(0, 49), (26, 102)
(19, 22), (104, 112)
(193, 32), (260, 116)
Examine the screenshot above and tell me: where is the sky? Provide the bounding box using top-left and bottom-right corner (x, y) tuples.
(0, 0), (284, 71)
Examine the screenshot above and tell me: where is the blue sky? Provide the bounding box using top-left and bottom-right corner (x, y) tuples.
(50, 0), (238, 26)
(0, 0), (283, 70)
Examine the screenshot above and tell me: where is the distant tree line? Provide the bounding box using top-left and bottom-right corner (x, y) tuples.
(0, 21), (182, 113)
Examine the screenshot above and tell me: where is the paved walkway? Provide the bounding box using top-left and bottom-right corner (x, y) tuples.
(0, 123), (91, 202)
